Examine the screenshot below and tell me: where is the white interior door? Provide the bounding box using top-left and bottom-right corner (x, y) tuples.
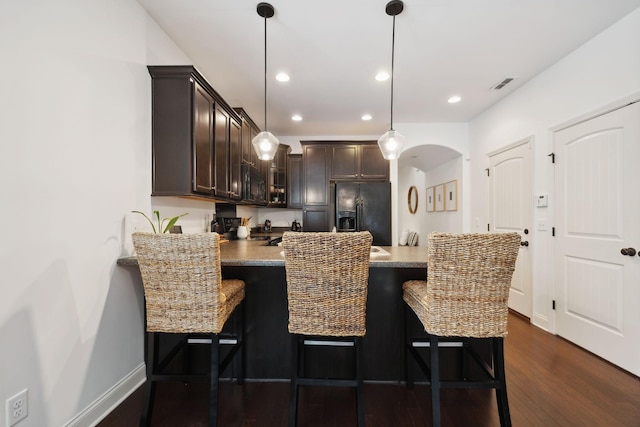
(554, 101), (640, 376)
(489, 138), (533, 318)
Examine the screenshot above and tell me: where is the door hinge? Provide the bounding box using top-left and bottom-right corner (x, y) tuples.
(486, 168), (490, 177)
(548, 152), (555, 163)
(552, 300), (556, 310)
(552, 227), (555, 237)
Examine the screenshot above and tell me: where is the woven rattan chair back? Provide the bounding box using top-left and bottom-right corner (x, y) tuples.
(422, 232), (521, 338)
(282, 231), (373, 337)
(132, 232), (240, 334)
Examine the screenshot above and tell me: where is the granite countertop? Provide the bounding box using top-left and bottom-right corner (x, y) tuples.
(117, 238), (426, 269)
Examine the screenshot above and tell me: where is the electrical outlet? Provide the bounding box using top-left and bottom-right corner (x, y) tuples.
(6, 389), (28, 427)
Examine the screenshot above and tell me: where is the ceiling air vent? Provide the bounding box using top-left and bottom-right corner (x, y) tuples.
(491, 77), (517, 90)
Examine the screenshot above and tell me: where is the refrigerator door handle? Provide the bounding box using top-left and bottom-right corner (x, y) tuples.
(356, 198), (362, 231)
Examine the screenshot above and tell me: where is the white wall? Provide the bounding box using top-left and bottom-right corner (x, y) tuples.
(425, 158), (464, 235)
(0, 0), (199, 425)
(397, 166), (426, 245)
(468, 8), (640, 331)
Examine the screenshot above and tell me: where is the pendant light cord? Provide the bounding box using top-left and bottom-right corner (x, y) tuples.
(390, 14), (396, 131)
(263, 14), (268, 131)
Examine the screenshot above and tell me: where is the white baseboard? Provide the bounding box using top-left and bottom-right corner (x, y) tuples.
(532, 313), (551, 333)
(64, 363), (146, 427)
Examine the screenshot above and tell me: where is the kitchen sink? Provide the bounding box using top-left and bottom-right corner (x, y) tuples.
(370, 246), (390, 256)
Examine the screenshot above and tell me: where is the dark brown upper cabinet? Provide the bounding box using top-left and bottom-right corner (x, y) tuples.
(301, 143), (331, 231)
(234, 108), (262, 172)
(287, 154), (303, 209)
(330, 143), (389, 181)
(265, 144), (291, 208)
(228, 114), (242, 201)
(148, 65), (242, 201)
(234, 108), (268, 205)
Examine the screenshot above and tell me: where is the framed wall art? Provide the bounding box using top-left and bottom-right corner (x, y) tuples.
(426, 186), (434, 212)
(445, 180), (458, 211)
(435, 184), (444, 212)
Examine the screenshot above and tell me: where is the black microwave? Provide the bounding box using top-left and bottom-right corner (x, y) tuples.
(242, 164), (266, 205)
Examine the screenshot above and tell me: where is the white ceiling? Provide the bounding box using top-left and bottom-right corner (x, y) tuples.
(138, 0), (640, 138)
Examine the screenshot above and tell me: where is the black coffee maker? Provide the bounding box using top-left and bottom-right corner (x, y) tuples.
(210, 214), (221, 233)
(264, 219), (271, 232)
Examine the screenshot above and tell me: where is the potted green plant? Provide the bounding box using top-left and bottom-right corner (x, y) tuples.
(131, 210), (188, 233)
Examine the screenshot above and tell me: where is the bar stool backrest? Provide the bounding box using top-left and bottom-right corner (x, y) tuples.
(282, 231), (373, 337)
(132, 232), (233, 334)
(424, 232), (521, 338)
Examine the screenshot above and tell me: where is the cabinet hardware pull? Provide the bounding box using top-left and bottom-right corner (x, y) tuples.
(620, 247), (637, 256)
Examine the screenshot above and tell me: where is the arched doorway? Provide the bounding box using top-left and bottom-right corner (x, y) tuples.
(397, 145), (463, 246)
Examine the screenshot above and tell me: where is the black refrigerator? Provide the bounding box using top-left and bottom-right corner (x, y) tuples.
(334, 182), (391, 246)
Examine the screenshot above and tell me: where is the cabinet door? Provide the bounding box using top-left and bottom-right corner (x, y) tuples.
(331, 145), (358, 179)
(238, 110), (261, 169)
(266, 144), (289, 207)
(360, 145), (389, 180)
(193, 82), (214, 194)
(303, 145), (329, 206)
(250, 126), (262, 172)
(213, 104), (230, 198)
(229, 117), (241, 200)
(303, 208), (329, 232)
(287, 154), (303, 208)
(240, 119), (253, 166)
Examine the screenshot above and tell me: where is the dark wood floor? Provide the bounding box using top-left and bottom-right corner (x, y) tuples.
(99, 313), (640, 426)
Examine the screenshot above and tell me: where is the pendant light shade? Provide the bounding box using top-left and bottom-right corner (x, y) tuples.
(377, 129), (406, 160)
(252, 130), (279, 161)
(252, 2), (279, 161)
(378, 0), (405, 160)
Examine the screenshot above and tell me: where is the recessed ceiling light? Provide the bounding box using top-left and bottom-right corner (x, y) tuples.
(375, 72), (390, 82)
(361, 114), (372, 121)
(276, 72), (290, 82)
(448, 95), (462, 104)
(291, 114), (302, 121)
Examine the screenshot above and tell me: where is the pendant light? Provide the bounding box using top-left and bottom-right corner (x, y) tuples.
(252, 2), (280, 161)
(377, 0), (405, 160)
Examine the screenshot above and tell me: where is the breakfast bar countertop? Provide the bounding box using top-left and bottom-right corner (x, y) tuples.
(117, 238), (427, 269)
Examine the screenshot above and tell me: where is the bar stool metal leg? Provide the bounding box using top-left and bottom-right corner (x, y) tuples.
(289, 335), (300, 427)
(404, 304), (415, 389)
(209, 334), (220, 427)
(355, 336), (365, 427)
(430, 334), (441, 427)
(494, 337), (512, 427)
(141, 332), (157, 427)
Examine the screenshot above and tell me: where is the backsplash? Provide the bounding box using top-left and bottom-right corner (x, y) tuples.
(122, 197), (305, 255)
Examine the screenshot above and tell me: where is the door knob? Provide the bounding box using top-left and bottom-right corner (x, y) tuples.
(620, 247), (637, 256)
(520, 241), (529, 247)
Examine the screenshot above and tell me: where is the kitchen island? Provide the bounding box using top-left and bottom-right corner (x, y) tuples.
(118, 239), (434, 381)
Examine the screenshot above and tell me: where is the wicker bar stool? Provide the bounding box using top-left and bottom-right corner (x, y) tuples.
(132, 232), (245, 427)
(403, 232), (521, 427)
(282, 231), (373, 427)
